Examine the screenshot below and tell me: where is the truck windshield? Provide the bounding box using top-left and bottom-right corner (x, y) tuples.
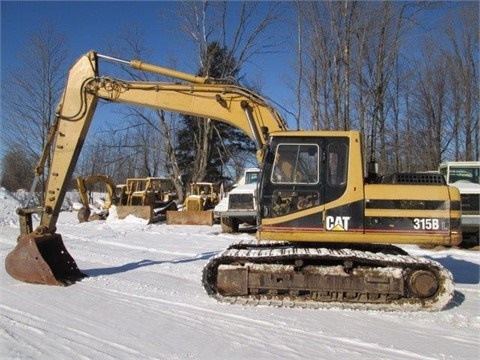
(441, 167), (480, 184)
(245, 172), (259, 184)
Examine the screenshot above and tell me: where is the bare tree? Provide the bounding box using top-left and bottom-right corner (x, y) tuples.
(1, 22), (69, 194)
(411, 41), (451, 169)
(297, 2), (335, 130)
(407, 3), (479, 167)
(176, 0), (284, 181)
(74, 26), (189, 201)
(0, 149), (33, 192)
(443, 5), (479, 161)
(297, 2), (433, 173)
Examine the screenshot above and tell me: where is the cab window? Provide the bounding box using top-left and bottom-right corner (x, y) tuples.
(271, 144), (319, 184)
(327, 142), (348, 186)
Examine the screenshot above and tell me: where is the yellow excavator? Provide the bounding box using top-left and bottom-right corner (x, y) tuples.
(76, 174), (116, 222)
(5, 51), (462, 311)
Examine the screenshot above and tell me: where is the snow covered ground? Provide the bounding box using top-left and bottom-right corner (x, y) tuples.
(1, 187), (479, 359)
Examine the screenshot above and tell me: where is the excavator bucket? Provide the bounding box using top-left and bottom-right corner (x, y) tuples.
(5, 233), (86, 286)
(166, 210), (214, 226)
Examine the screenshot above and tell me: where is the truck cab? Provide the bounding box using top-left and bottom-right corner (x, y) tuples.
(214, 168), (261, 233)
(439, 161), (480, 244)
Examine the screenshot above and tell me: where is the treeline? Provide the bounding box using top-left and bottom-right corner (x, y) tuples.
(1, 1), (478, 200)
(294, 1), (478, 173)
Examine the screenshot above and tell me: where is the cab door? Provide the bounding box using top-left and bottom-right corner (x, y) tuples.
(259, 137), (326, 230)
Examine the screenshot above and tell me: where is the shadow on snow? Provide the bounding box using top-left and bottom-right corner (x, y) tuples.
(425, 255), (480, 284)
(83, 250), (218, 277)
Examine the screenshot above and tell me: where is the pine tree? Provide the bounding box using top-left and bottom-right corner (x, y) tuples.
(175, 42), (255, 185)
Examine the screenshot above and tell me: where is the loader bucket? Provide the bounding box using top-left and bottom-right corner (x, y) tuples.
(166, 210), (214, 226)
(5, 233), (86, 286)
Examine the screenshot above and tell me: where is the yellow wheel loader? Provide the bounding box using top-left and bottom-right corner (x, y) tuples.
(5, 51), (462, 310)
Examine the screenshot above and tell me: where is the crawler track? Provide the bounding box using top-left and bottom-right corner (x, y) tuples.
(202, 241), (454, 311)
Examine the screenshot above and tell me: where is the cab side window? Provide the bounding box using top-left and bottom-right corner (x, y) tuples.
(327, 143), (347, 186)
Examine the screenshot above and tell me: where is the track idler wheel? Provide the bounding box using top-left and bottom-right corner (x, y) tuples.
(408, 270), (439, 298)
(5, 233), (86, 286)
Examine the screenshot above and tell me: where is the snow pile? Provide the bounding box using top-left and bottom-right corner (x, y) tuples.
(106, 205), (149, 224)
(0, 188), (82, 227)
(72, 193), (110, 216)
(0, 187), (21, 226)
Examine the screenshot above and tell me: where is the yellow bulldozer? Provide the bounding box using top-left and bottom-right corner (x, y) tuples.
(166, 182), (220, 226)
(76, 175), (177, 224)
(116, 177), (178, 223)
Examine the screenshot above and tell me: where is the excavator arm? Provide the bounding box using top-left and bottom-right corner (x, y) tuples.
(5, 50), (287, 285)
(96, 56), (288, 147)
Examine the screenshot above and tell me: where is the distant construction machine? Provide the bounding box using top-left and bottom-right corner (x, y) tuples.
(438, 161), (479, 246)
(214, 168), (260, 233)
(76, 174), (116, 222)
(167, 182), (220, 226)
(116, 177), (178, 223)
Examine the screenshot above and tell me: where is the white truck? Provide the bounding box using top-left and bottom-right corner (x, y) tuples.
(439, 161), (480, 246)
(214, 168), (260, 233)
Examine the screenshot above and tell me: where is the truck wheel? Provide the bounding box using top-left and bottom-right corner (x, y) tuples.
(221, 217), (239, 233)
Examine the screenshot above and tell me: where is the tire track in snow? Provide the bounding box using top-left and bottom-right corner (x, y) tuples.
(80, 277), (443, 360)
(1, 296), (143, 360)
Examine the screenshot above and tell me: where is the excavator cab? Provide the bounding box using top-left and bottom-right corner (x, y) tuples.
(260, 137), (348, 221)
